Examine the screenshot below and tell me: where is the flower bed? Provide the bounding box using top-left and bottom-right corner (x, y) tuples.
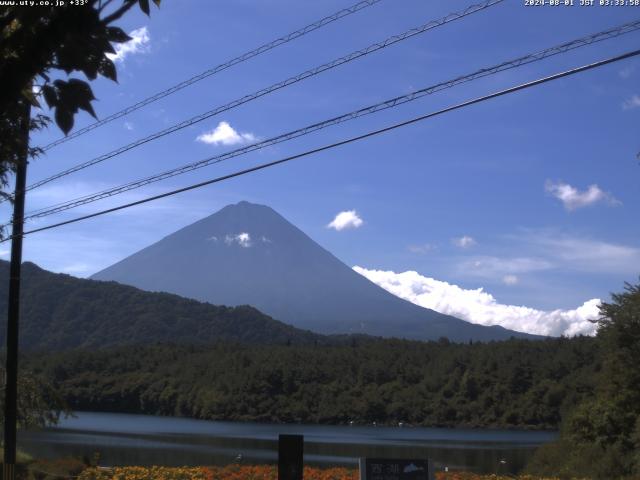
(76, 465), (577, 480)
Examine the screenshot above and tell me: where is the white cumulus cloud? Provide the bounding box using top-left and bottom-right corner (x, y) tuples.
(545, 180), (620, 211)
(106, 27), (150, 64)
(622, 94), (640, 110)
(353, 266), (600, 337)
(327, 210), (363, 231)
(452, 235), (476, 249)
(196, 121), (256, 146)
(225, 232), (251, 248)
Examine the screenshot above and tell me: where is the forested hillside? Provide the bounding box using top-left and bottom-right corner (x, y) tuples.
(25, 336), (598, 429)
(0, 261), (325, 349)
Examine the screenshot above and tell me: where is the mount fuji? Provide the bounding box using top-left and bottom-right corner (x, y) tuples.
(92, 201), (538, 342)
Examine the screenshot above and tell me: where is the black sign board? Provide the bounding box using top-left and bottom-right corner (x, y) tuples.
(278, 434), (303, 480)
(359, 458), (433, 480)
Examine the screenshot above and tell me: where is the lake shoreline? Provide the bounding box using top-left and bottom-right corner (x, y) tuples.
(19, 411), (556, 475)
(61, 408), (560, 433)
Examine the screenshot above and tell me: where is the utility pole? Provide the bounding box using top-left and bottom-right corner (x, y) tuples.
(3, 98), (31, 480)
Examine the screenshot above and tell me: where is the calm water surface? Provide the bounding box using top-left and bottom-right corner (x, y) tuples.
(18, 412), (557, 474)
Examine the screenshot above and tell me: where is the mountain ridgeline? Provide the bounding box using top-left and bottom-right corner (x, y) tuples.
(0, 261), (325, 350)
(92, 201), (538, 342)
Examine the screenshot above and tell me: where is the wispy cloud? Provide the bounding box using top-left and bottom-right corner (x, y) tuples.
(489, 229), (640, 277)
(196, 121), (256, 146)
(622, 94), (640, 110)
(460, 256), (553, 279)
(61, 263), (92, 274)
(408, 243), (436, 254)
(545, 180), (620, 211)
(531, 234), (640, 274)
(502, 274), (518, 286)
(22, 232), (127, 279)
(106, 27), (151, 64)
(327, 210), (363, 231)
(619, 66), (634, 79)
(452, 235), (476, 249)
(354, 266), (600, 337)
(454, 230), (640, 281)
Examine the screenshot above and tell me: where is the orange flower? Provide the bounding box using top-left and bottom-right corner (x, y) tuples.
(76, 464), (583, 480)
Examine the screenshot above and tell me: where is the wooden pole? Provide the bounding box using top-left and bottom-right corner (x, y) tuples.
(3, 98), (31, 480)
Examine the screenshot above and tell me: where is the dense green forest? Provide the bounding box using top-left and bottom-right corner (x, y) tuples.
(3, 258), (638, 477)
(0, 261), (328, 349)
(526, 282), (640, 479)
(24, 336), (598, 430)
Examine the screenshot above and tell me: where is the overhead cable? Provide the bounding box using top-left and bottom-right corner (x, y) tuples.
(17, 0), (504, 199)
(39, 0), (386, 151)
(6, 48), (639, 241)
(21, 19), (640, 221)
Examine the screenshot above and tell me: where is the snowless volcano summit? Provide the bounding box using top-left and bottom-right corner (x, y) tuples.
(92, 201), (537, 342)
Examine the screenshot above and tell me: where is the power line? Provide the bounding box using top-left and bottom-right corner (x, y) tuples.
(20, 19), (640, 222)
(17, 0), (504, 199)
(39, 0), (385, 152)
(6, 48), (639, 242)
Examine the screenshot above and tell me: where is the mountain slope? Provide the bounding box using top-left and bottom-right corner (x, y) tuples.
(92, 201), (538, 342)
(0, 260), (325, 350)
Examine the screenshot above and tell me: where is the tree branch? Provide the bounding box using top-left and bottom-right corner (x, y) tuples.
(100, 0), (137, 25)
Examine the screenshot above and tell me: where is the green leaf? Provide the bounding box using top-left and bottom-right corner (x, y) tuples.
(81, 55), (102, 80)
(138, 0), (150, 15)
(22, 88), (41, 108)
(41, 85), (58, 108)
(78, 100), (97, 119)
(56, 42), (86, 74)
(66, 79), (97, 118)
(98, 58), (117, 82)
(52, 79), (98, 123)
(101, 38), (116, 55)
(106, 26), (131, 43)
(55, 107), (74, 135)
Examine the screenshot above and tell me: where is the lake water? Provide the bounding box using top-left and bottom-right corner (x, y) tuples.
(18, 412), (556, 474)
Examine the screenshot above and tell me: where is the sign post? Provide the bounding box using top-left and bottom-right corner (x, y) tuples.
(278, 434), (303, 480)
(359, 458), (434, 480)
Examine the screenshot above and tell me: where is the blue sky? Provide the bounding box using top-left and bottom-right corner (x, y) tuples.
(4, 0), (639, 335)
